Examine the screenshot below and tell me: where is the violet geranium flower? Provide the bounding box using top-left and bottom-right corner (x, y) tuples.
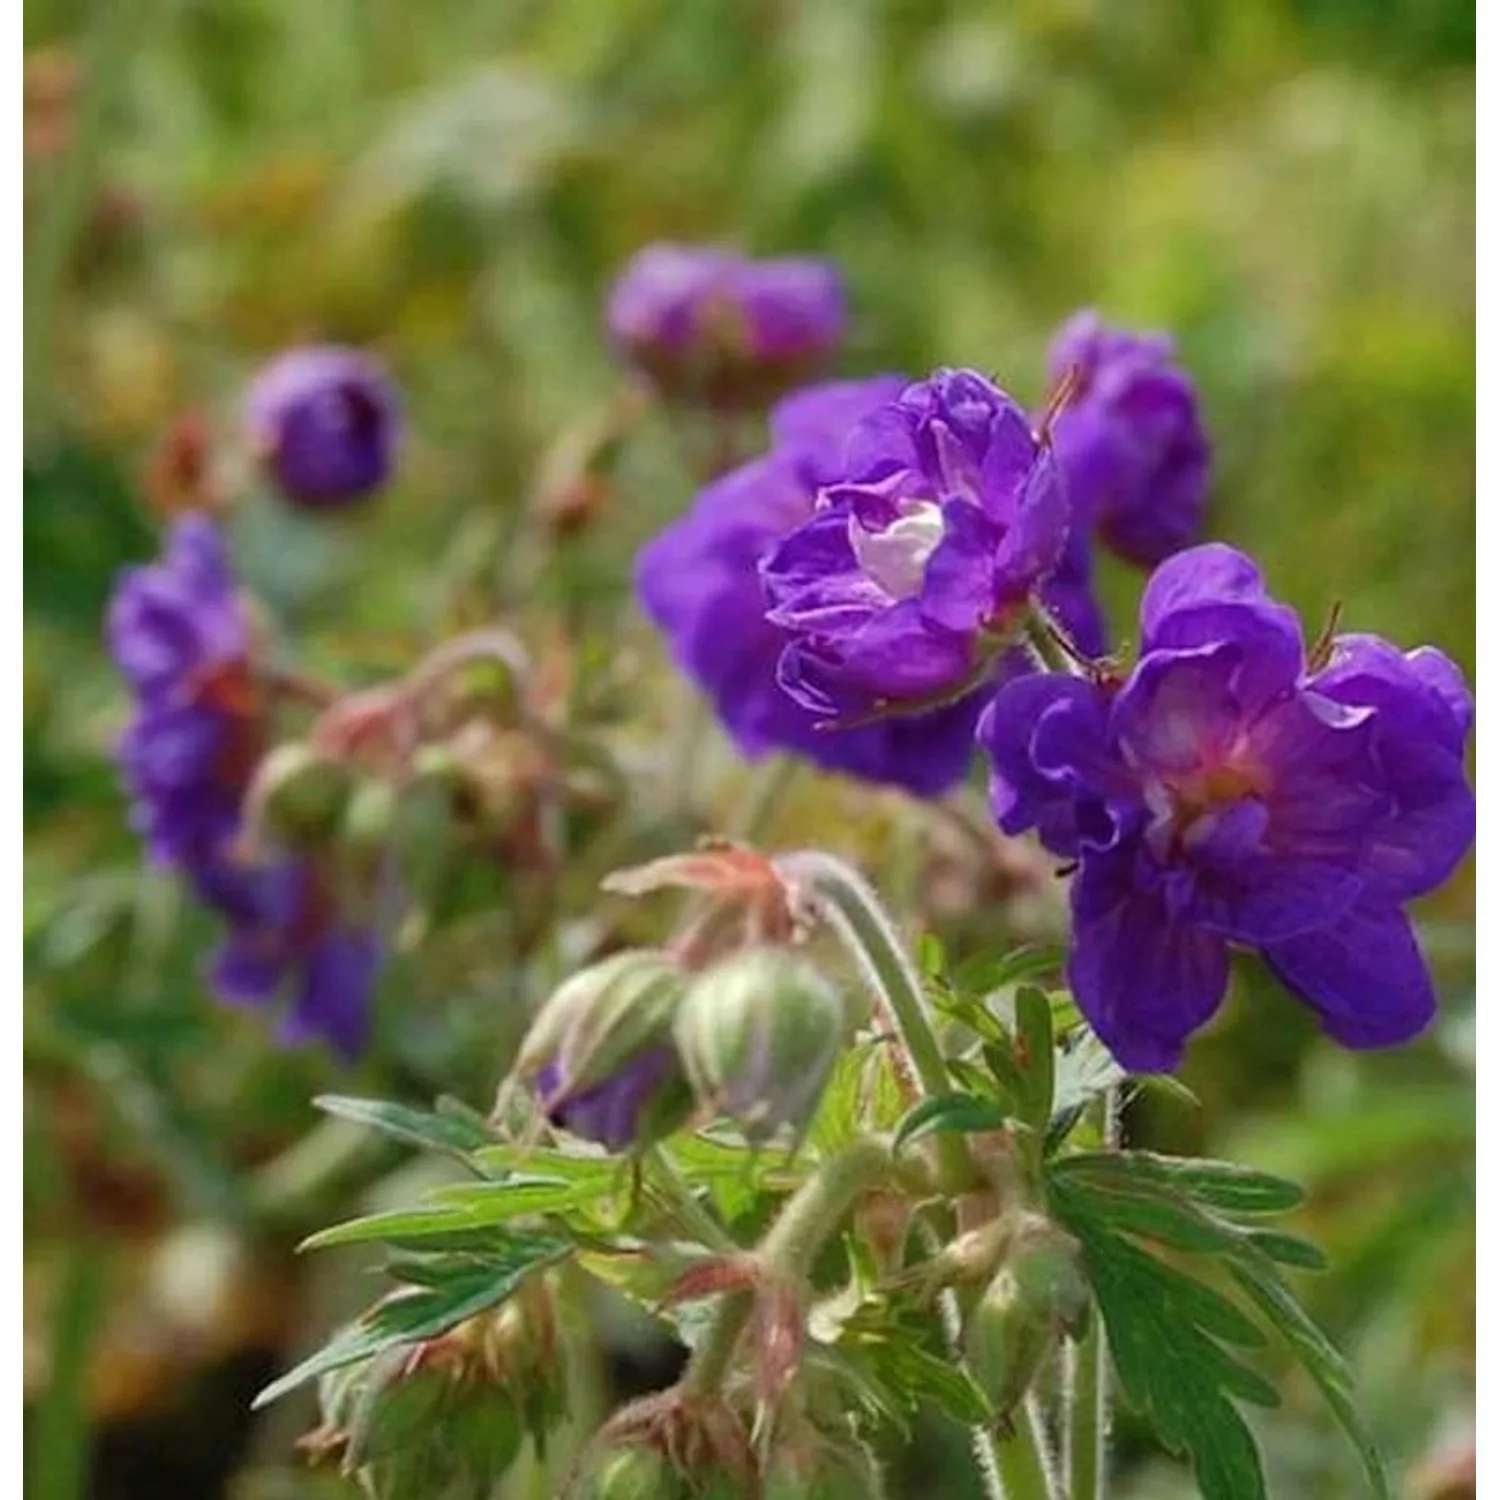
(636, 376), (995, 797)
(245, 345), (400, 509)
(979, 543), (1474, 1071)
(107, 516), (381, 1055)
(760, 368), (1073, 724)
(1045, 311), (1210, 568)
(535, 1049), (688, 1152)
(606, 244), (844, 406)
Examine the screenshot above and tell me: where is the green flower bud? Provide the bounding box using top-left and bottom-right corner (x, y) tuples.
(584, 1446), (688, 1500)
(516, 949), (688, 1098)
(673, 948), (846, 1142)
(341, 775), (401, 865)
(964, 1264), (1054, 1423)
(250, 741), (353, 850)
(1008, 1222), (1091, 1341)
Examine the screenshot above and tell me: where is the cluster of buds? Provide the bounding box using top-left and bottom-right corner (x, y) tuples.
(303, 1283), (565, 1497)
(505, 845), (853, 1152)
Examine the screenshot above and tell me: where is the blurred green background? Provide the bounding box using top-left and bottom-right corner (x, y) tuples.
(24, 0), (1474, 1497)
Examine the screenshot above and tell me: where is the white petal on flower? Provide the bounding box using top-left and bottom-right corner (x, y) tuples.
(849, 500), (946, 599)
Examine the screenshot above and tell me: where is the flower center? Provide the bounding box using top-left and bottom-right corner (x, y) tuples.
(848, 500), (945, 600)
(1165, 762), (1268, 824)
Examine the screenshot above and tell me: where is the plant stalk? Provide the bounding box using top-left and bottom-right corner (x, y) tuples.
(775, 851), (978, 1193)
(683, 1137), (892, 1393)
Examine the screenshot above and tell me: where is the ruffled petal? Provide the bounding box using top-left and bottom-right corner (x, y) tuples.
(1068, 854), (1230, 1072)
(1261, 902), (1437, 1049)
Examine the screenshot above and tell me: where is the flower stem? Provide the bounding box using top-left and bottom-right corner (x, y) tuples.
(997, 1400), (1061, 1500)
(1064, 1087), (1119, 1499)
(775, 852), (977, 1193)
(683, 1137), (892, 1393)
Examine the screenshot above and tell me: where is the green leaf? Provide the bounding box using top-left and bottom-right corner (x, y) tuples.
(300, 1174), (617, 1249)
(1054, 1151), (1304, 1217)
(315, 1094), (496, 1159)
(1227, 1258), (1391, 1499)
(1243, 1229), (1330, 1272)
(1014, 986), (1055, 1129)
(892, 1093), (1010, 1154)
(1050, 1175), (1271, 1500)
(253, 1231), (571, 1409)
(956, 944), (1064, 996)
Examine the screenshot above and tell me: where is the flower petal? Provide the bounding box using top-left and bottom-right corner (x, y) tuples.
(1261, 902), (1437, 1049)
(1068, 854), (1230, 1072)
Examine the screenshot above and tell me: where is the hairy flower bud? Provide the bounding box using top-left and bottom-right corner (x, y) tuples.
(512, 951), (694, 1150)
(673, 948), (846, 1142)
(964, 1264), (1054, 1424)
(583, 1446), (689, 1500)
(964, 1220), (1090, 1422)
(247, 741), (354, 851)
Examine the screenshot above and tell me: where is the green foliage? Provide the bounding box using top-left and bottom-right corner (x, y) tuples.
(1049, 1152), (1392, 1499)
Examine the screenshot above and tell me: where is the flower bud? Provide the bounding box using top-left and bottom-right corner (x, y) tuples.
(1008, 1222), (1091, 1341)
(606, 244), (844, 407)
(244, 344), (400, 510)
(964, 1264), (1054, 1424)
(583, 1446), (689, 1500)
(673, 948), (846, 1142)
(248, 741), (353, 851)
(339, 776), (401, 867)
(517, 950), (687, 1096)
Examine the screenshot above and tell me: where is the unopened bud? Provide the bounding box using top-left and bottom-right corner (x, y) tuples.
(584, 1446), (687, 1500)
(517, 949), (687, 1097)
(1008, 1222), (1090, 1341)
(249, 742), (353, 851)
(673, 948), (846, 1142)
(964, 1265), (1054, 1423)
(340, 776), (400, 866)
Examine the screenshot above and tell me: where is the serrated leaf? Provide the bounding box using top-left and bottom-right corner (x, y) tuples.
(1055, 1151), (1304, 1217)
(961, 944), (1064, 994)
(1050, 1176), (1271, 1500)
(892, 1093), (1010, 1154)
(300, 1174), (616, 1249)
(1227, 1258), (1391, 1499)
(253, 1232), (570, 1409)
(470, 1144), (625, 1187)
(315, 1094), (494, 1160)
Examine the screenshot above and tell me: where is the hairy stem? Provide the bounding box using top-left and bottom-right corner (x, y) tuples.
(1064, 1087), (1120, 1498)
(684, 1137), (892, 1393)
(775, 851), (977, 1193)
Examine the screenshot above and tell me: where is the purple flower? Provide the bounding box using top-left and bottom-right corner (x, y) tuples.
(535, 1049), (686, 1151)
(1046, 311), (1210, 568)
(245, 346), (400, 509)
(761, 369), (1072, 721)
(606, 244), (844, 405)
(979, 543), (1474, 1071)
(107, 516), (380, 1057)
(107, 516), (265, 865)
(636, 377), (989, 796)
(202, 856), (380, 1060)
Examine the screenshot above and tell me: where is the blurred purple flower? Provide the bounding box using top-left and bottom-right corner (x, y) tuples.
(245, 345), (400, 508)
(761, 368), (1071, 722)
(980, 543), (1474, 1071)
(636, 376), (991, 796)
(1046, 310), (1210, 568)
(606, 244), (844, 405)
(107, 515), (265, 865)
(107, 515), (379, 1056)
(200, 856), (380, 1060)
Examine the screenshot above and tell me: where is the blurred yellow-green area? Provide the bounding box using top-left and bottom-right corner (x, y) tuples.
(23, 1), (1474, 1498)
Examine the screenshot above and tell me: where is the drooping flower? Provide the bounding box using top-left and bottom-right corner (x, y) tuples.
(1045, 310), (1210, 568)
(636, 376), (993, 796)
(606, 244), (844, 406)
(200, 855), (380, 1060)
(760, 369), (1072, 722)
(244, 345), (400, 509)
(107, 516), (380, 1055)
(107, 515), (266, 865)
(979, 543), (1474, 1071)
